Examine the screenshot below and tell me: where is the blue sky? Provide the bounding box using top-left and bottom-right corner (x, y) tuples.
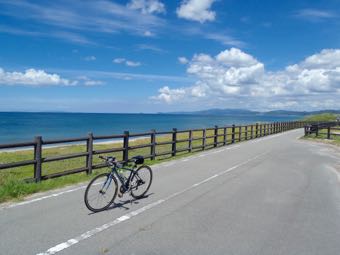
(0, 0), (340, 113)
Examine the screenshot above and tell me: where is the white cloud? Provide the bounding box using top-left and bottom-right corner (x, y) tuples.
(295, 9), (336, 21)
(0, 0), (165, 43)
(0, 67), (77, 86)
(152, 86), (186, 103)
(113, 58), (141, 67)
(137, 44), (166, 53)
(143, 30), (155, 37)
(126, 60), (141, 67)
(127, 0), (166, 14)
(178, 57), (189, 64)
(77, 76), (103, 86)
(177, 0), (216, 23)
(84, 56), (96, 61)
(152, 48), (340, 109)
(113, 58), (126, 64)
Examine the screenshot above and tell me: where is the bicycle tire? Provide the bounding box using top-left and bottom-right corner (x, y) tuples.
(84, 173), (118, 212)
(130, 165), (153, 199)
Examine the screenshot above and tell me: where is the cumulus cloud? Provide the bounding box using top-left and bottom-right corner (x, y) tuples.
(152, 48), (340, 109)
(127, 0), (166, 14)
(0, 68), (77, 86)
(113, 58), (141, 67)
(177, 0), (216, 23)
(151, 86), (186, 103)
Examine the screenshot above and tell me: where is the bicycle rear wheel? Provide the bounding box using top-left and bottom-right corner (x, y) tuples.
(84, 173), (118, 212)
(130, 165), (153, 199)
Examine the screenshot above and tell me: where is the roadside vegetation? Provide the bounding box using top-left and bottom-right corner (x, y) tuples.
(302, 113), (340, 146)
(303, 113), (338, 122)
(0, 127), (253, 203)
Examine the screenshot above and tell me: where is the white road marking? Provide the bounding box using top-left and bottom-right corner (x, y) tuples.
(36, 151), (268, 255)
(1, 185), (87, 210)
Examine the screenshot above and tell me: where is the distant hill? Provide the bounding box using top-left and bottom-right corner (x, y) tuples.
(162, 109), (340, 116)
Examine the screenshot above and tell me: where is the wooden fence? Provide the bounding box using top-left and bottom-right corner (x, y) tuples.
(304, 121), (340, 139)
(0, 121), (305, 182)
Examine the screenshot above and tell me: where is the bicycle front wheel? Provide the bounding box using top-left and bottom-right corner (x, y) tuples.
(130, 165), (153, 199)
(84, 173), (118, 212)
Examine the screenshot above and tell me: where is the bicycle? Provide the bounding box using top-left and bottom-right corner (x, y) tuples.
(84, 155), (153, 212)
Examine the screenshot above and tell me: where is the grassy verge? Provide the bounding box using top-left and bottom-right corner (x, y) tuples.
(303, 128), (340, 146)
(1, 127), (256, 203)
(302, 113), (340, 146)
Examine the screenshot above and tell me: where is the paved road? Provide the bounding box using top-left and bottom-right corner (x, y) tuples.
(0, 129), (339, 255)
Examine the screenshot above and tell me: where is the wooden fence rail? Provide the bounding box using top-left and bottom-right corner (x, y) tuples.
(304, 121), (340, 139)
(0, 121), (307, 182)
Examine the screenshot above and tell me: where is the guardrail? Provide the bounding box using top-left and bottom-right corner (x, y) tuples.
(0, 121), (306, 182)
(304, 121), (340, 139)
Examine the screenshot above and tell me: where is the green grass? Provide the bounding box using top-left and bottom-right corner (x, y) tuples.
(302, 113), (340, 146)
(303, 113), (338, 122)
(303, 128), (340, 146)
(0, 126), (269, 203)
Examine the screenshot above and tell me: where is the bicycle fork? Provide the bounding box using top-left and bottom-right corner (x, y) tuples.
(100, 174), (113, 194)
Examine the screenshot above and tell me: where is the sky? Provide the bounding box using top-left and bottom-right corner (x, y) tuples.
(0, 0), (340, 113)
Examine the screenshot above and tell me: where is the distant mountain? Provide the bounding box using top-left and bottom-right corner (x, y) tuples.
(163, 109), (340, 116)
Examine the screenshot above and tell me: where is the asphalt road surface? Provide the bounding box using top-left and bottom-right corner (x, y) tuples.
(0, 129), (339, 255)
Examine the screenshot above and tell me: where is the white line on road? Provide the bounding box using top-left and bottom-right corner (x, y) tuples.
(36, 151), (268, 255)
(1, 185), (87, 210)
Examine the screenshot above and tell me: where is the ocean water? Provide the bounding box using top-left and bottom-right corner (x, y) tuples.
(0, 112), (301, 144)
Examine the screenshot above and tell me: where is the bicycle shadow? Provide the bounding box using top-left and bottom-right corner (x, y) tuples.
(87, 193), (154, 215)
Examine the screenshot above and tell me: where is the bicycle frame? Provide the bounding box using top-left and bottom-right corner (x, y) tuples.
(110, 165), (136, 191)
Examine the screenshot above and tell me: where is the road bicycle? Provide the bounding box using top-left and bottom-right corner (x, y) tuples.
(84, 155), (153, 212)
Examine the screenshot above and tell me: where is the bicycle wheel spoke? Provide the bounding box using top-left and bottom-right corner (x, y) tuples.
(130, 166), (152, 199)
(84, 173), (118, 212)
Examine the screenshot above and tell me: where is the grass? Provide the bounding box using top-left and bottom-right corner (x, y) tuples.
(303, 128), (340, 146)
(302, 113), (340, 146)
(303, 113), (338, 122)
(0, 126), (260, 203)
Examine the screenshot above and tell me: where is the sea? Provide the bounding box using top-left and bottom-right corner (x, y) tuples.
(0, 112), (302, 144)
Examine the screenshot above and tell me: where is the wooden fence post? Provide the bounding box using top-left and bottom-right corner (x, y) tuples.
(123, 131), (129, 162)
(270, 123), (273, 134)
(260, 124), (263, 137)
(264, 124), (266, 136)
(238, 126), (242, 142)
(172, 128), (177, 156)
(214, 125), (218, 147)
(256, 123), (258, 138)
(188, 130), (193, 152)
(245, 126), (248, 140)
(223, 127), (227, 145)
(231, 125), (235, 143)
(327, 127), (331, 139)
(251, 125), (254, 139)
(34, 136), (42, 182)
(86, 132), (93, 175)
(150, 129), (156, 160)
(202, 129), (206, 150)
